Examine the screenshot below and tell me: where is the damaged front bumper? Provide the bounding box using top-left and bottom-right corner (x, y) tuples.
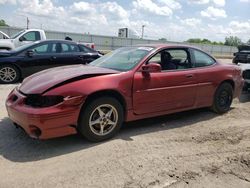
(5, 87), (85, 139)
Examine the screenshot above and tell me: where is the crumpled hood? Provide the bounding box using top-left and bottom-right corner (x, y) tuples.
(19, 65), (119, 94)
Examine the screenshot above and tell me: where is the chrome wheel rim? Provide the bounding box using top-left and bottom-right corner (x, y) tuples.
(0, 67), (17, 82)
(89, 104), (118, 136)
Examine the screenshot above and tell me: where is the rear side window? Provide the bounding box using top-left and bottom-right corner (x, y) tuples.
(69, 44), (80, 52)
(62, 43), (70, 52)
(61, 43), (80, 53)
(192, 49), (215, 67)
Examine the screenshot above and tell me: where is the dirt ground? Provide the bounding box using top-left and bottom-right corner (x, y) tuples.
(0, 59), (250, 188)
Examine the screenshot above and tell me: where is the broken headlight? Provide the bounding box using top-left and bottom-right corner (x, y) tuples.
(25, 95), (64, 108)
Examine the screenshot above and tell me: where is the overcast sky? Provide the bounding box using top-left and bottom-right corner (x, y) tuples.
(0, 0), (250, 42)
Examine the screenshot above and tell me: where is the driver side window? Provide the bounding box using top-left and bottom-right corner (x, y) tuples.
(22, 31), (40, 41)
(32, 44), (49, 54)
(148, 49), (192, 71)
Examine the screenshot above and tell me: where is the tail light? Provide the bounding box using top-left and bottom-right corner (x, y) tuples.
(91, 44), (95, 49)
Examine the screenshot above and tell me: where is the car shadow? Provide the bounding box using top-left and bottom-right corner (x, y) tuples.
(239, 91), (250, 103)
(0, 107), (219, 163)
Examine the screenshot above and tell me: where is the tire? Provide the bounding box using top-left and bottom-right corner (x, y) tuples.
(211, 82), (233, 114)
(0, 65), (20, 84)
(78, 97), (124, 142)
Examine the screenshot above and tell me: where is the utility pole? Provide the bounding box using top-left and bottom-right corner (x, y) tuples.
(141, 25), (145, 39)
(26, 17), (29, 29)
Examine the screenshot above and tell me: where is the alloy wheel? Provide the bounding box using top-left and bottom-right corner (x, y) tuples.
(89, 104), (118, 136)
(0, 67), (17, 83)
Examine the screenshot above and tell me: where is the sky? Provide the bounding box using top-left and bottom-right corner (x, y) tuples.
(0, 0), (250, 42)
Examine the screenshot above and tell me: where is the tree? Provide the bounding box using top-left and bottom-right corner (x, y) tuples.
(247, 39), (250, 45)
(224, 36), (242, 46)
(0, 19), (8, 26)
(158, 38), (167, 41)
(186, 38), (223, 45)
(201, 38), (211, 44)
(186, 38), (202, 43)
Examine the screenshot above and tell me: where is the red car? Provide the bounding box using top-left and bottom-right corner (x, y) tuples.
(6, 44), (243, 142)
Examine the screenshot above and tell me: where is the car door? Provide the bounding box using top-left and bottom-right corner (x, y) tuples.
(20, 42), (58, 76)
(133, 48), (198, 115)
(190, 48), (218, 107)
(54, 42), (84, 66)
(17, 31), (41, 47)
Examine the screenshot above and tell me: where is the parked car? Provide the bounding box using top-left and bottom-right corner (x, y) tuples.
(233, 45), (250, 91)
(0, 29), (46, 50)
(6, 44), (243, 142)
(0, 29), (96, 50)
(0, 40), (102, 83)
(233, 45), (250, 64)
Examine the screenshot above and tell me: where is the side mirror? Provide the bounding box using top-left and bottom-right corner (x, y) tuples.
(141, 63), (161, 76)
(19, 36), (24, 42)
(26, 50), (34, 57)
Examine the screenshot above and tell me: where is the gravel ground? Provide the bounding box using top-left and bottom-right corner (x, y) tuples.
(0, 59), (250, 188)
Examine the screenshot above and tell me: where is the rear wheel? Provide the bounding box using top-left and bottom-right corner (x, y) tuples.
(78, 97), (124, 142)
(211, 82), (233, 114)
(0, 65), (20, 84)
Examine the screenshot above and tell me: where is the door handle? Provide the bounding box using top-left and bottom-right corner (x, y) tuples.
(186, 74), (193, 78)
(50, 56), (57, 60)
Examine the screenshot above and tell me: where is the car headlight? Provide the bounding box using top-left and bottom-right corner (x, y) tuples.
(25, 95), (64, 108)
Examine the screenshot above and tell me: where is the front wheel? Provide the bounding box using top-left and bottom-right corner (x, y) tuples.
(211, 83), (233, 114)
(0, 65), (20, 84)
(78, 97), (124, 142)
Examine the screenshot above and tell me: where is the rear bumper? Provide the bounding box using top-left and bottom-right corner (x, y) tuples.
(5, 88), (82, 139)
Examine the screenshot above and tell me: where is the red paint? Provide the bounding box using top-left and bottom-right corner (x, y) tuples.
(6, 45), (244, 139)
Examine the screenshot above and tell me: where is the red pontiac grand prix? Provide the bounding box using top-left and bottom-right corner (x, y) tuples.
(6, 44), (244, 142)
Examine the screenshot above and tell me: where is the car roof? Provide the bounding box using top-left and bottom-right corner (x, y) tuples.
(37, 39), (78, 44)
(133, 43), (200, 50)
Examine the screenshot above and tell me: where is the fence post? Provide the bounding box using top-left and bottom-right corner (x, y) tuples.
(211, 44), (214, 55)
(111, 37), (114, 50)
(90, 35), (93, 43)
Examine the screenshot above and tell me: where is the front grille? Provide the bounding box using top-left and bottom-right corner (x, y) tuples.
(243, 70), (250, 79)
(239, 54), (247, 59)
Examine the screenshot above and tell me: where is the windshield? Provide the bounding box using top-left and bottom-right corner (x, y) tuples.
(90, 47), (154, 71)
(10, 30), (25, 39)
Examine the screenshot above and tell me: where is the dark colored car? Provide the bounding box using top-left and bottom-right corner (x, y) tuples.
(6, 44), (243, 142)
(233, 45), (250, 64)
(0, 40), (102, 84)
